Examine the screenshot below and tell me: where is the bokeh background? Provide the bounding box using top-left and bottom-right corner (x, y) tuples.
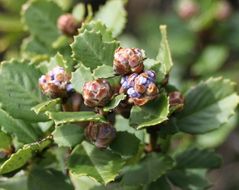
(0, 0), (239, 189)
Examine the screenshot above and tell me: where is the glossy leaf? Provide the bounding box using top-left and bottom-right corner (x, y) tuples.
(47, 111), (106, 126)
(95, 0), (127, 37)
(0, 138), (52, 174)
(0, 59), (47, 121)
(32, 98), (61, 115)
(68, 141), (125, 184)
(53, 124), (85, 148)
(93, 64), (115, 79)
(71, 30), (119, 70)
(172, 77), (239, 134)
(103, 94), (126, 112)
(130, 94), (169, 129)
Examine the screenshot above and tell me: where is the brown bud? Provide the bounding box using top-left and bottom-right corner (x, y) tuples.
(169, 91), (184, 112)
(177, 0), (199, 20)
(57, 14), (79, 36)
(62, 93), (82, 112)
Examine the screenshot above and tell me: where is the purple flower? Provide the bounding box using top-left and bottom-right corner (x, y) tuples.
(127, 88), (141, 98)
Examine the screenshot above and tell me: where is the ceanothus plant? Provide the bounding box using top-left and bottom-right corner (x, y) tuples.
(0, 0), (238, 190)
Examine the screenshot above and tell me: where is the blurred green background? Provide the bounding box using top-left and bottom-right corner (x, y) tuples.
(0, 0), (239, 189)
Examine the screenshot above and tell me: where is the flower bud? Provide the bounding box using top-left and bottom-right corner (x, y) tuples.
(169, 91), (184, 112)
(120, 70), (159, 106)
(177, 0), (199, 20)
(216, 1), (231, 21)
(113, 47), (145, 75)
(62, 93), (82, 112)
(84, 122), (116, 149)
(39, 67), (72, 98)
(57, 14), (79, 36)
(83, 79), (112, 107)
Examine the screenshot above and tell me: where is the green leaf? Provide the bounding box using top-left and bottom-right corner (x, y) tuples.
(167, 169), (211, 190)
(71, 30), (119, 70)
(28, 167), (74, 190)
(110, 132), (140, 157)
(156, 25), (173, 75)
(192, 46), (229, 76)
(72, 3), (85, 22)
(144, 176), (171, 190)
(121, 153), (174, 185)
(68, 141), (125, 184)
(47, 112), (106, 126)
(32, 98), (61, 115)
(53, 124), (85, 148)
(70, 174), (102, 190)
(0, 59), (47, 121)
(95, 0), (127, 37)
(71, 64), (94, 93)
(0, 130), (11, 149)
(0, 173), (28, 190)
(79, 21), (114, 42)
(175, 148), (222, 169)
(22, 0), (62, 45)
(129, 94), (169, 129)
(103, 94), (126, 112)
(0, 138), (52, 174)
(172, 77), (239, 134)
(0, 108), (39, 143)
(93, 64), (115, 79)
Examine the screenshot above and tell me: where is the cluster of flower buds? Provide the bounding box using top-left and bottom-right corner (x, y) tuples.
(84, 122), (116, 149)
(39, 67), (73, 98)
(57, 14), (79, 36)
(113, 47), (145, 75)
(82, 79), (112, 107)
(177, 0), (199, 20)
(120, 70), (159, 106)
(169, 91), (185, 112)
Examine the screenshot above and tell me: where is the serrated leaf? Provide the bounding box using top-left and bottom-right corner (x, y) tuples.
(171, 77), (239, 134)
(0, 138), (52, 174)
(121, 153), (174, 185)
(95, 0), (127, 37)
(0, 59), (47, 121)
(156, 25), (173, 75)
(130, 94), (169, 129)
(28, 167), (74, 190)
(110, 132), (140, 157)
(175, 148), (222, 169)
(32, 98), (61, 115)
(47, 112), (106, 126)
(68, 141), (125, 184)
(93, 64), (115, 79)
(79, 21), (114, 42)
(0, 108), (39, 143)
(22, 0), (62, 45)
(103, 94), (126, 112)
(53, 124), (85, 148)
(71, 30), (119, 70)
(71, 64), (94, 93)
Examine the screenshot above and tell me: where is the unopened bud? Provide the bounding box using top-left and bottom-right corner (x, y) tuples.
(57, 14), (79, 36)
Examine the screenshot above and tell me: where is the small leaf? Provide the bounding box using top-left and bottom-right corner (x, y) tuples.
(53, 124), (85, 148)
(156, 25), (173, 75)
(121, 153), (174, 185)
(171, 77), (239, 134)
(0, 130), (11, 149)
(68, 141), (125, 184)
(103, 94), (126, 112)
(71, 30), (119, 70)
(93, 64), (115, 79)
(28, 167), (74, 190)
(95, 0), (127, 37)
(32, 98), (61, 115)
(22, 0), (62, 45)
(130, 94), (169, 129)
(110, 132), (140, 157)
(72, 3), (85, 22)
(47, 111), (106, 126)
(0, 138), (52, 174)
(0, 108), (39, 143)
(71, 64), (94, 93)
(0, 59), (47, 121)
(175, 148), (222, 169)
